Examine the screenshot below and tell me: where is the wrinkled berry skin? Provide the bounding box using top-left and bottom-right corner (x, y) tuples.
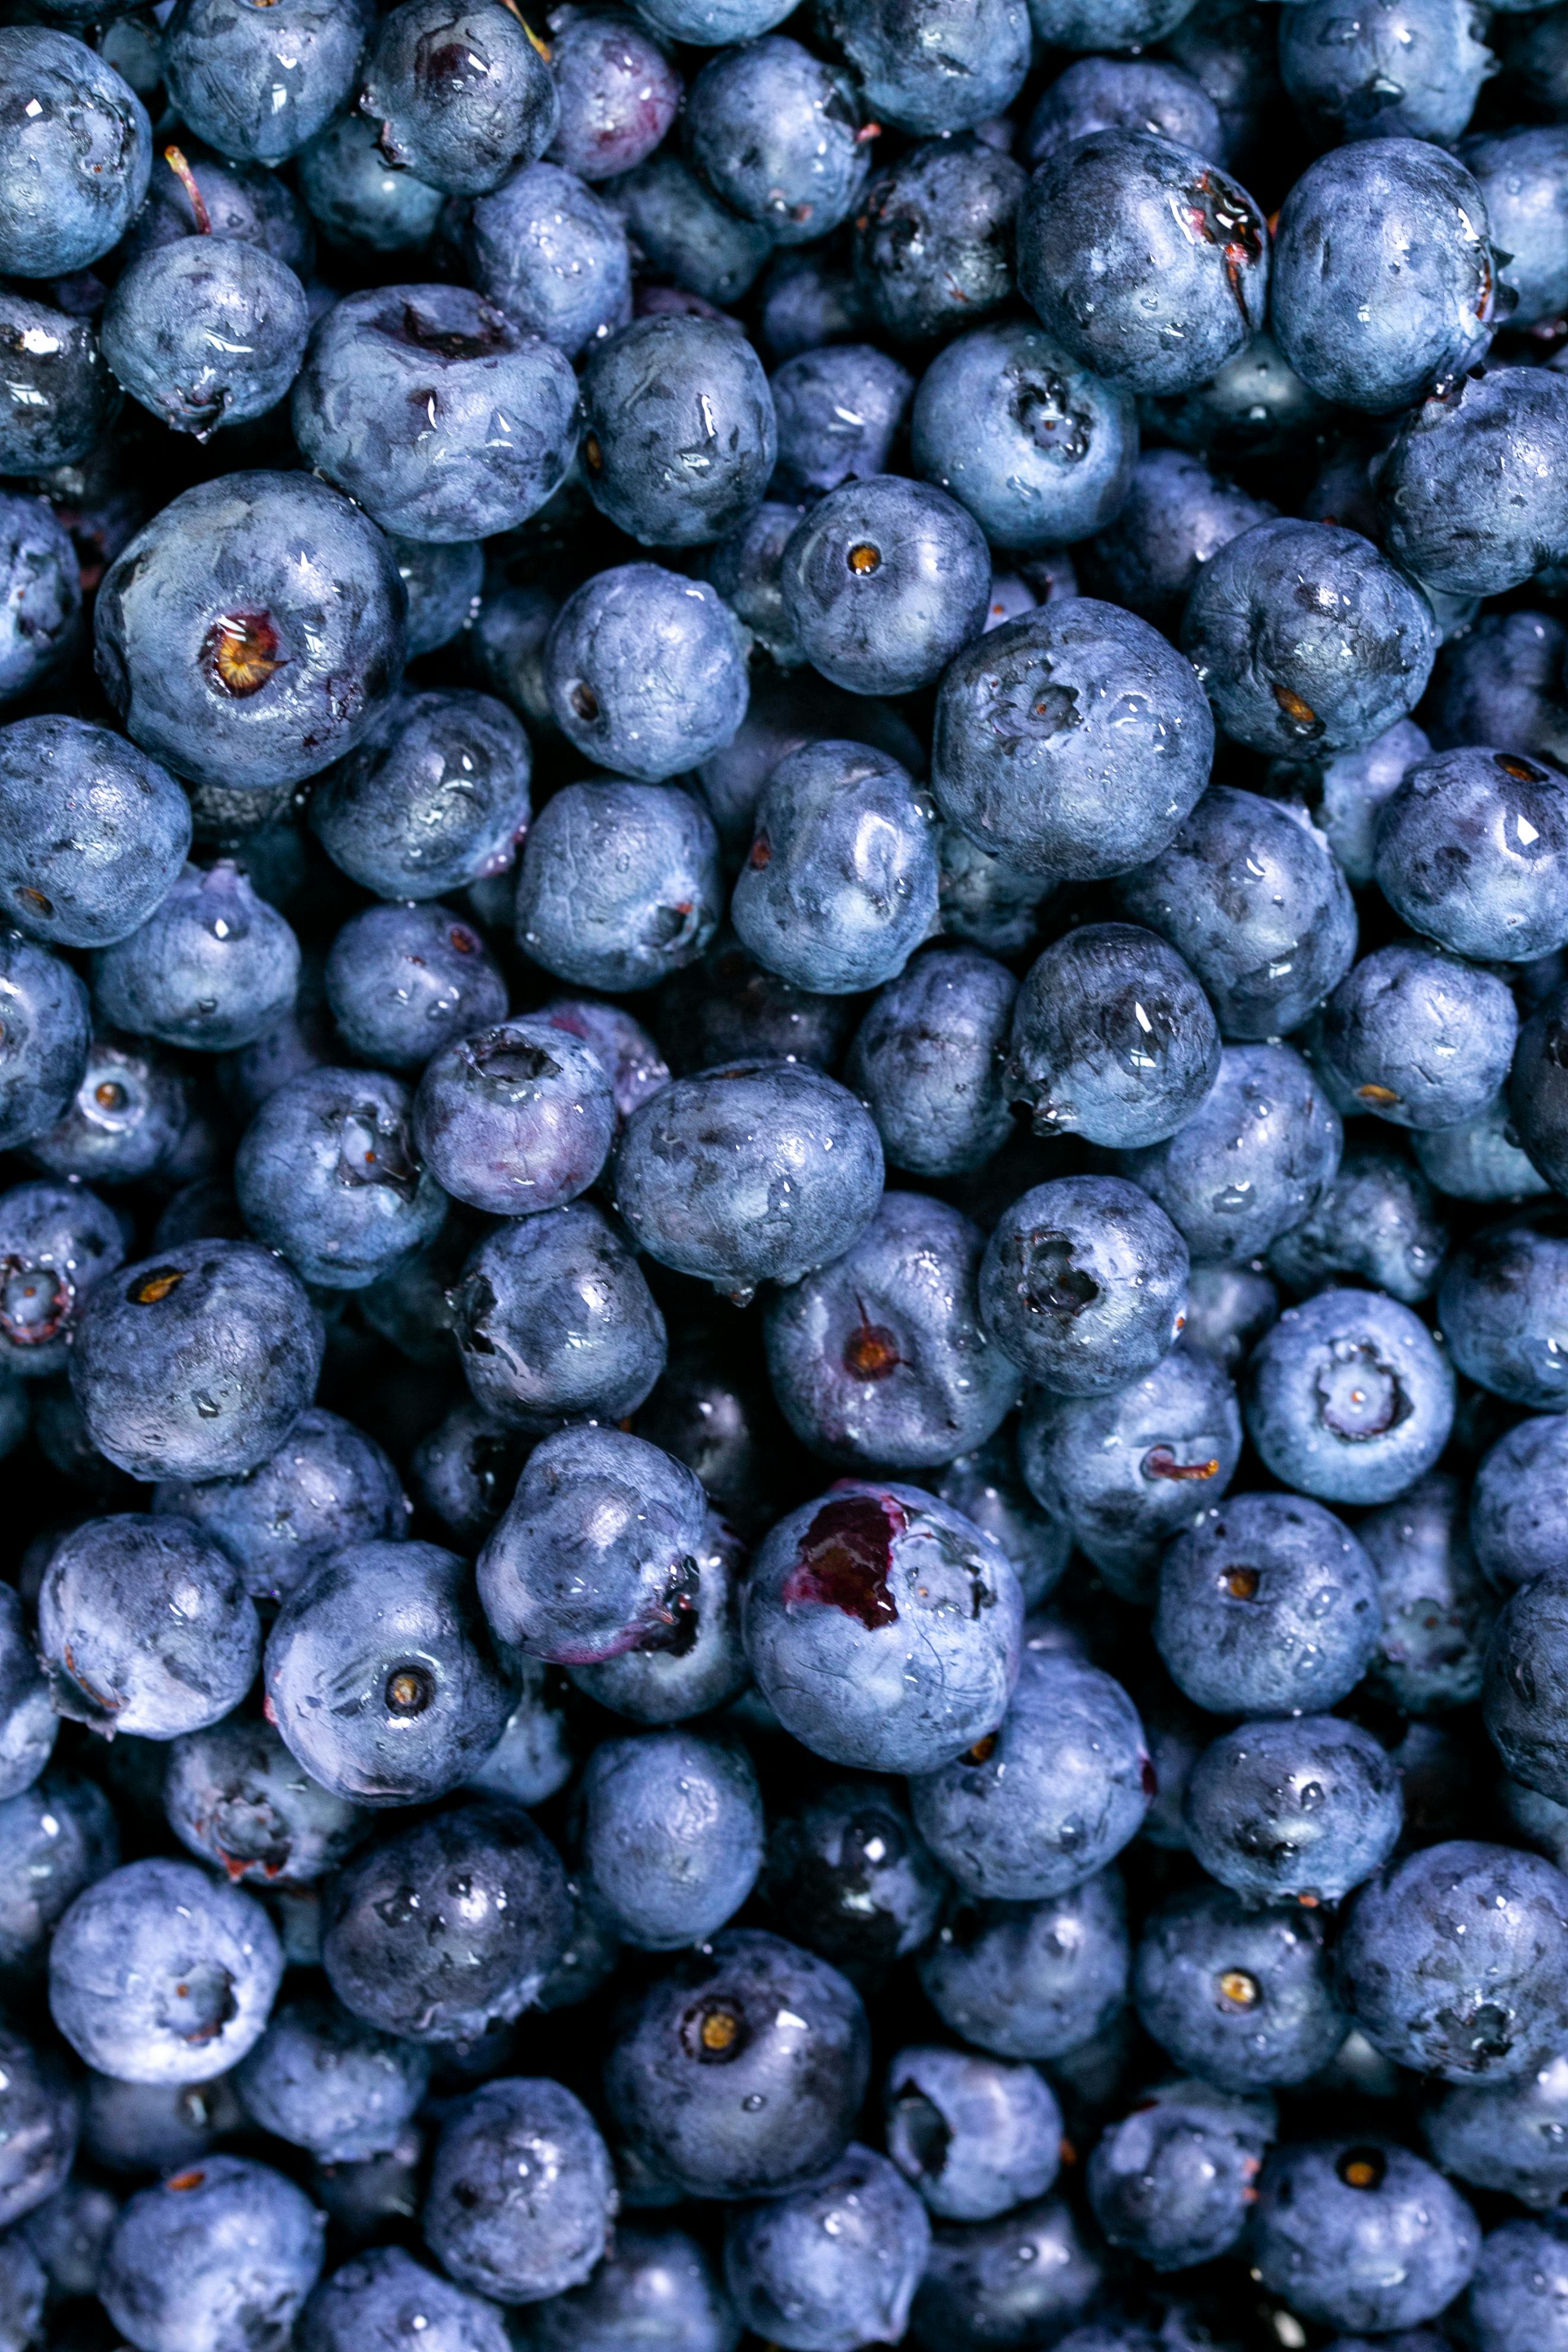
(451, 1203), (666, 1432)
(466, 162), (631, 360)
(412, 1017), (614, 1219)
(979, 1173), (1188, 1396)
(95, 470), (406, 797)
(546, 8), (679, 181)
(723, 2144), (930, 2352)
(49, 1857), (282, 2083)
(1134, 1882), (1346, 2092)
(1007, 922), (1220, 1149)
(0, 287), (120, 478)
(1155, 1489), (1381, 1717)
(162, 1715), (368, 1886)
(103, 238), (309, 439)
(0, 492), (81, 707)
(780, 476), (991, 699)
(931, 600), (1215, 881)
(1339, 1839), (1568, 2084)
(1250, 2138), (1480, 2337)
(1376, 367), (1568, 601)
(847, 946), (1016, 1179)
(310, 689), (530, 902)
(815, 0), (1029, 137)
(853, 138), (1026, 349)
(359, 0), (559, 196)
(236, 1066), (445, 1289)
(1279, 0), (1494, 146)
(294, 286), (578, 543)
(545, 566), (748, 782)
(1377, 747), (1568, 965)
(1317, 943), (1518, 1134)
(1245, 1285), (1455, 1507)
(0, 718), (190, 952)
(425, 2076), (617, 2303)
(71, 1240), (323, 1484)
(919, 1869), (1130, 2061)
(1184, 1713), (1403, 1905)
(0, 29), (151, 279)
(321, 1799), (569, 2042)
(38, 1512), (260, 1741)
(580, 316), (775, 550)
(742, 1481), (1022, 1773)
(1017, 131), (1268, 400)
(614, 1060), (884, 1301)
(603, 1929), (870, 2202)
(516, 783), (722, 993)
(1087, 2084), (1272, 2272)
(1438, 1212), (1568, 1409)
(883, 2045), (1060, 2224)
(163, 0), (371, 165)
(763, 1193), (1020, 1472)
(1472, 1413), (1568, 1593)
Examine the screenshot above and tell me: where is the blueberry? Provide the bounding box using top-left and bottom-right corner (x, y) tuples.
(779, 475), (990, 698)
(656, 931), (856, 1079)
(759, 246), (869, 362)
(18, 2177), (118, 2302)
(38, 1512), (260, 1741)
(853, 137), (1026, 347)
(742, 1480), (1022, 1771)
(764, 1191), (1020, 1471)
(910, 1648), (1150, 1902)
(1087, 2082), (1272, 2272)
(0, 288), (118, 478)
(122, 138), (315, 273)
(601, 159), (773, 306)
(309, 690), (531, 902)
(1179, 1260), (1281, 1376)
(1076, 447), (1274, 634)
(911, 322), (1139, 556)
(1268, 1144), (1447, 1307)
(451, 1203), (666, 1431)
(846, 945), (1017, 1178)
(100, 2156), (324, 2352)
(1430, 609), (1568, 769)
(293, 286), (578, 542)
(1485, 1564), (1568, 1807)
(884, 2046), (1061, 2223)
(1438, 1211), (1568, 1408)
(1472, 1413), (1568, 1591)
(1376, 366), (1568, 600)
(293, 113), (446, 254)
(154, 1406), (406, 1605)
(1251, 2138), (1479, 2337)
(321, 1798), (568, 2042)
(0, 491), (80, 707)
(1509, 984), (1568, 1196)
(163, 1715), (368, 1885)
(1007, 924), (1219, 1150)
(1184, 1712), (1402, 1904)
(163, 0), (369, 166)
(1339, 1837), (1568, 2081)
(50, 1857), (282, 2082)
(762, 1781), (948, 1970)
(1279, 0), (1494, 145)
(0, 1178), (122, 1383)
(570, 1509), (747, 1724)
(517, 783), (722, 991)
(71, 1240), (323, 1482)
(324, 903), (505, 1073)
(614, 1059), (884, 1303)
(1140, 327), (1331, 467)
(1360, 1470), (1498, 1711)
(0, 1768), (118, 1983)
(527, 2225), (736, 2352)
(466, 162), (630, 360)
(95, 470), (405, 798)
(703, 500), (808, 663)
(0, 719), (190, 953)
(414, 1018), (614, 1218)
(919, 1867), (1124, 2067)
(0, 29), (151, 279)
(545, 9), (680, 181)
(80, 2070), (242, 2177)
(578, 1728), (763, 1950)
(545, 565), (748, 779)
(37, 1035), (182, 1194)
(694, 663), (923, 859)
(909, 2196), (1103, 2352)
(979, 1173), (1188, 1395)
(686, 37), (868, 245)
(236, 1066), (444, 1289)
(1376, 747), (1568, 965)
(1316, 941), (1518, 1133)
(1467, 2217), (1568, 2352)
(602, 1929), (870, 2201)
(234, 1994), (428, 2163)
(772, 352), (906, 508)
(1020, 1341), (1241, 1603)
(96, 861), (300, 1055)
(1427, 2053), (1568, 2208)
(301, 2246), (510, 2352)
(723, 2143), (929, 2352)
(103, 235), (308, 438)
(934, 1439), (1069, 1614)
(931, 599), (1215, 882)
(466, 1659), (574, 1806)
(815, 0), (1029, 137)
(1245, 1286), (1455, 1506)
(1136, 1879), (1345, 2088)
(936, 825), (1055, 958)
(358, 0), (557, 195)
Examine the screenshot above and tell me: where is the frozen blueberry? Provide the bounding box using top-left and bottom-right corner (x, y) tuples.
(918, 1868), (1128, 2063)
(762, 1782), (947, 1971)
(577, 1728), (763, 1950)
(1316, 942), (1518, 1133)
(931, 598), (1215, 881)
(1155, 1488), (1379, 1715)
(71, 1240), (322, 1483)
(100, 2155), (323, 2352)
(154, 1407), (406, 1605)
(601, 158), (772, 306)
(1361, 1470), (1497, 1712)
(846, 946), (1016, 1180)
(1472, 1414), (1568, 1592)
(301, 2246), (510, 2352)
(978, 1173), (1188, 1395)
(1020, 1341), (1241, 1604)
(884, 2046), (1060, 2224)
(1184, 1713), (1402, 1905)
(451, 1203), (666, 1432)
(294, 112), (445, 252)
(1439, 1211), (1568, 1409)
(50, 1857), (282, 2082)
(358, 0), (557, 195)
(0, 29), (151, 279)
(1467, 2216), (1568, 2352)
(779, 475), (990, 699)
(102, 235), (307, 439)
(94, 470), (404, 797)
(1087, 2082), (1272, 2272)
(545, 566), (748, 780)
(1376, 366), (1568, 600)
(1461, 125), (1568, 328)
(815, 0), (1029, 136)
(38, 1513), (260, 1741)
(516, 783), (722, 994)
(723, 2144), (928, 2352)
(1251, 2138), (1479, 2337)
(0, 491), (80, 707)
(309, 689), (530, 902)
(909, 2198), (1102, 2352)
(1076, 446), (1273, 634)
(0, 287), (118, 478)
(0, 718), (189, 953)
(853, 136), (1026, 348)
(1267, 1145), (1447, 1308)
(1279, 0), (1494, 145)
(465, 161), (630, 360)
(603, 1929), (869, 2201)
(234, 1994), (428, 2163)
(411, 1019), (614, 1220)
(614, 1060), (884, 1302)
(1245, 1286), (1455, 1506)
(770, 346), (911, 502)
(1134, 1880), (1345, 2090)
(1007, 923), (1219, 1150)
(163, 1715), (368, 1886)
(685, 36), (866, 245)
(1376, 748), (1568, 965)
(546, 8), (679, 181)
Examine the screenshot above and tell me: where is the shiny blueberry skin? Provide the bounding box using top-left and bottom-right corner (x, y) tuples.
(1251, 2138), (1480, 2337)
(911, 321), (1139, 557)
(724, 2143), (929, 2352)
(425, 2077), (616, 2303)
(310, 688), (530, 902)
(979, 1172), (1188, 1395)
(686, 36), (867, 244)
(38, 1512), (260, 1741)
(694, 668), (922, 859)
(1467, 2217), (1568, 2352)
(816, 0), (1028, 135)
(762, 1781), (948, 1970)
(1268, 1145), (1447, 1307)
(102, 236), (308, 438)
(517, 783), (722, 993)
(779, 475), (990, 699)
(771, 346), (911, 501)
(1286, 717), (1431, 891)
(1155, 1489), (1380, 1715)
(764, 1192), (1019, 1471)
(1087, 2082), (1272, 2272)
(294, 284), (577, 543)
(846, 945), (1017, 1179)
(233, 1993), (428, 2163)
(1245, 1285), (1455, 1505)
(293, 111), (445, 252)
(909, 2196), (1103, 2352)
(1485, 1566), (1568, 1806)
(163, 0), (369, 165)
(465, 1657), (574, 1807)
(601, 158), (773, 306)
(1184, 1712), (1402, 1904)
(884, 2046), (1060, 2225)
(95, 470), (405, 797)
(154, 1406), (406, 1605)
(0, 287), (119, 478)
(546, 8), (679, 181)
(412, 1017), (614, 1219)
(96, 862), (299, 1055)
(545, 566), (748, 780)
(1472, 1412), (1568, 1592)
(452, 1202), (666, 1432)
(0, 717), (189, 952)
(853, 137), (1026, 347)
(390, 538), (483, 657)
(1280, 0), (1494, 145)
(0, 491), (80, 707)
(0, 29), (151, 279)
(570, 1508), (747, 1725)
(1360, 1470), (1497, 1711)
(1077, 446), (1274, 634)
(1461, 124), (1568, 327)
(1425, 2054), (1568, 2207)
(1142, 327), (1333, 470)
(1379, 745), (1568, 967)
(1025, 52), (1221, 166)
(236, 1066), (444, 1289)
(71, 1239), (322, 1483)
(1438, 1211), (1568, 1408)
(539, 998), (668, 1123)
(0, 2021), (76, 2229)
(1020, 1340), (1241, 1603)
(1317, 942), (1518, 1133)
(614, 1058), (884, 1302)
(603, 1929), (870, 2202)
(121, 138), (315, 273)
(1376, 366), (1568, 600)
(358, 0), (557, 195)
(0, 1178), (122, 1383)
(1430, 609), (1568, 768)
(1134, 1881), (1346, 2091)
(918, 1869), (1130, 2061)
(579, 315), (775, 549)
(0, 1768), (118, 1981)
(743, 1480), (1022, 1772)
(301, 2246), (510, 2352)
(466, 162), (630, 360)
(0, 936), (89, 1155)
(50, 1856), (282, 2082)
(931, 598), (1215, 882)
(531, 2227), (739, 2352)
(325, 903), (505, 1073)
(321, 1798), (568, 2042)
(578, 1728), (763, 1950)
(162, 1714), (368, 1885)
(1007, 922), (1219, 1150)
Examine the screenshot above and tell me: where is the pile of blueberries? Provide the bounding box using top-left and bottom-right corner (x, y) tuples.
(13, 0), (1568, 2347)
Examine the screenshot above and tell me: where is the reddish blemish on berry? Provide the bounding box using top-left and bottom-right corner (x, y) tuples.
(782, 1493), (905, 1630)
